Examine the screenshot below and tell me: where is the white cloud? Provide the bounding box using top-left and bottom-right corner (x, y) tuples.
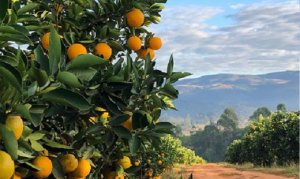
(151, 1), (300, 77)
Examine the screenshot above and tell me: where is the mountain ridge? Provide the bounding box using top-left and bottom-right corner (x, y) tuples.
(162, 70), (299, 126)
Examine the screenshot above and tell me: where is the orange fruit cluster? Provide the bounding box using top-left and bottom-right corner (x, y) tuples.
(41, 33), (113, 61)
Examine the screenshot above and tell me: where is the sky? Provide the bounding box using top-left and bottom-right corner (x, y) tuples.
(150, 0), (300, 77)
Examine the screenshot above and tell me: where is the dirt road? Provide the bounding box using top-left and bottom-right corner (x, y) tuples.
(178, 163), (296, 179)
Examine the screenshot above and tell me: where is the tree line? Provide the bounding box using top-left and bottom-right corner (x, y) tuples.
(179, 104), (298, 164)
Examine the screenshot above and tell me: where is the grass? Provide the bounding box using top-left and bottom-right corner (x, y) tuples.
(222, 162), (299, 177)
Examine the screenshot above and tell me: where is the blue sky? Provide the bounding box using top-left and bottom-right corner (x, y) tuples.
(151, 0), (300, 77)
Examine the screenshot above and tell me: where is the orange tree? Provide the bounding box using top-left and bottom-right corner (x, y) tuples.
(134, 135), (205, 178)
(0, 0), (191, 178)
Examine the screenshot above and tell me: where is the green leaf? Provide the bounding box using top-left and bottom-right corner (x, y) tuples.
(0, 0), (8, 20)
(132, 111), (150, 130)
(29, 64), (49, 87)
(0, 63), (22, 92)
(48, 27), (61, 75)
(17, 149), (34, 159)
(27, 132), (45, 141)
(167, 54), (174, 76)
(129, 135), (141, 155)
(66, 54), (106, 70)
(43, 139), (73, 149)
(35, 45), (50, 74)
(17, 3), (40, 15)
(42, 88), (91, 111)
(170, 72), (192, 83)
(68, 68), (98, 82)
(161, 84), (178, 99)
(112, 126), (132, 140)
(109, 114), (130, 126)
(154, 122), (175, 131)
(51, 158), (65, 179)
(14, 104), (40, 127)
(0, 124), (18, 160)
(0, 26), (23, 34)
(108, 40), (124, 51)
(57, 71), (82, 88)
(30, 139), (45, 152)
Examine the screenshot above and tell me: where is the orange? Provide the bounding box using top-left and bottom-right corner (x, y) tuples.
(126, 9), (144, 28)
(121, 118), (132, 131)
(157, 160), (162, 166)
(145, 169), (153, 177)
(5, 115), (24, 140)
(67, 43), (88, 60)
(134, 160), (140, 166)
(13, 173), (22, 179)
(107, 172), (124, 179)
(0, 150), (15, 179)
(60, 154), (78, 173)
(33, 156), (53, 178)
(71, 159), (91, 178)
(154, 176), (161, 179)
(118, 156), (132, 169)
(146, 159), (151, 165)
(127, 36), (142, 51)
(101, 112), (109, 119)
(149, 37), (162, 50)
(41, 32), (50, 51)
(137, 48), (155, 60)
(95, 43), (112, 60)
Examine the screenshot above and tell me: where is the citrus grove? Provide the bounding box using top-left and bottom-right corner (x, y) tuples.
(0, 0), (203, 178)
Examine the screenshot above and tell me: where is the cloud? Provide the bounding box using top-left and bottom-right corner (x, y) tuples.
(151, 1), (300, 77)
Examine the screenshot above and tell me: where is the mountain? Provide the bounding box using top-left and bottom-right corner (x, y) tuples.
(161, 71), (299, 127)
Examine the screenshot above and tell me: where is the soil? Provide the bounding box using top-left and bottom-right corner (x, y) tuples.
(177, 163), (297, 179)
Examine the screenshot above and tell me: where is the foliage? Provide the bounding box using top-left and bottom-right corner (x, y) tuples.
(217, 107), (238, 131)
(276, 104), (287, 112)
(183, 123), (244, 162)
(226, 111), (299, 166)
(0, 0), (195, 178)
(131, 135), (205, 178)
(181, 108), (245, 162)
(249, 107), (271, 121)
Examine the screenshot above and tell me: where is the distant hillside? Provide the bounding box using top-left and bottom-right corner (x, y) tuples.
(161, 71), (299, 128)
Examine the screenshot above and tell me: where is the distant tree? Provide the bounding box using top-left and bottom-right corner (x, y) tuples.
(277, 103), (287, 112)
(249, 107), (271, 120)
(217, 108), (239, 130)
(174, 124), (183, 137)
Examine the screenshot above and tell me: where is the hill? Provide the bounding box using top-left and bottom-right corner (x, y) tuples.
(162, 71), (299, 128)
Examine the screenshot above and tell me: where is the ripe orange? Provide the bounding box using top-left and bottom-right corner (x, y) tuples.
(118, 156), (132, 169)
(95, 43), (112, 60)
(41, 32), (50, 51)
(137, 48), (155, 60)
(126, 9), (144, 28)
(134, 160), (140, 166)
(122, 117), (132, 131)
(60, 154), (78, 173)
(101, 112), (109, 119)
(33, 156), (53, 178)
(71, 159), (91, 178)
(0, 150), (15, 179)
(127, 36), (142, 51)
(145, 169), (153, 177)
(154, 176), (162, 179)
(5, 115), (24, 140)
(157, 160), (162, 166)
(13, 173), (22, 179)
(107, 171), (124, 179)
(149, 37), (162, 50)
(67, 43), (88, 60)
